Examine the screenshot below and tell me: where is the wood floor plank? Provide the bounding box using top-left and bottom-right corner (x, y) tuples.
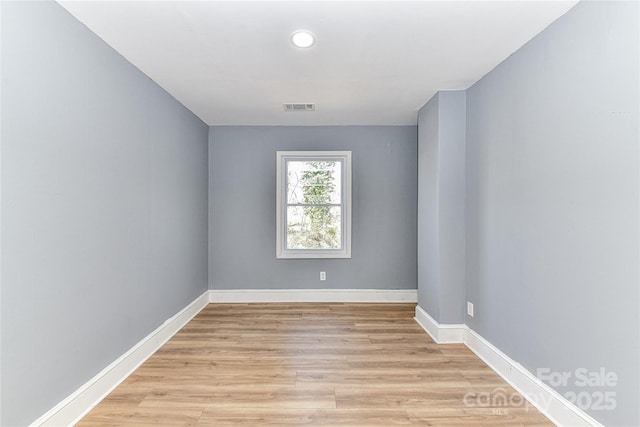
(78, 303), (552, 426)
(195, 408), (417, 426)
(138, 387), (337, 410)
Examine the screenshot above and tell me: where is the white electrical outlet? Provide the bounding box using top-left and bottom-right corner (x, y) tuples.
(320, 271), (326, 281)
(467, 301), (474, 317)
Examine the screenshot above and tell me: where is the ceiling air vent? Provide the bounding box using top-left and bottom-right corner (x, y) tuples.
(284, 103), (315, 112)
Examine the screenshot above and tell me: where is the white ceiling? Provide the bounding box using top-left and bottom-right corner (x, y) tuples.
(58, 1), (577, 126)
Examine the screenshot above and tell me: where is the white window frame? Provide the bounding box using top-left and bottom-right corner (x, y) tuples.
(276, 151), (352, 259)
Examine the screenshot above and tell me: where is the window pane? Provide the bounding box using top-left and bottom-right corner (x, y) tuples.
(286, 206), (342, 249)
(287, 160), (341, 205)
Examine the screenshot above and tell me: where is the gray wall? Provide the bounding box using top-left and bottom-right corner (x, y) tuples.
(465, 1), (639, 425)
(417, 91), (466, 324)
(417, 96), (440, 317)
(1, 2), (209, 425)
(209, 126), (417, 290)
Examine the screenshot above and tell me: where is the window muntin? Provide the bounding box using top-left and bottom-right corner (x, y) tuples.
(277, 151), (351, 259)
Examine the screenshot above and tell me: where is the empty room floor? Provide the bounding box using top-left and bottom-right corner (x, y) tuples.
(77, 303), (552, 426)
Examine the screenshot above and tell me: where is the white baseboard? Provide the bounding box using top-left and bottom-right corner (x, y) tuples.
(413, 306), (602, 427)
(209, 288), (417, 303)
(30, 291), (210, 427)
(464, 328), (603, 427)
(413, 305), (465, 343)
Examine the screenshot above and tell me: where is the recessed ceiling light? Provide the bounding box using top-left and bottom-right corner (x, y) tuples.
(290, 30), (315, 48)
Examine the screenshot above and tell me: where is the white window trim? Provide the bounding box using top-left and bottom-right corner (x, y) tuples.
(276, 151), (352, 259)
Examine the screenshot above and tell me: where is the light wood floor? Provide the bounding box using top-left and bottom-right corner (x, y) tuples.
(78, 303), (552, 426)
